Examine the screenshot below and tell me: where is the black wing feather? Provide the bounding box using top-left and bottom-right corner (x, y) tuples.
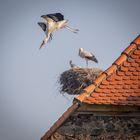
(46, 13), (64, 22)
(38, 22), (47, 31)
(85, 56), (98, 63)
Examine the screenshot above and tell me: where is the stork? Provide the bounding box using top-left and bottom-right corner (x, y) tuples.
(79, 48), (98, 66)
(69, 60), (78, 68)
(38, 13), (79, 49)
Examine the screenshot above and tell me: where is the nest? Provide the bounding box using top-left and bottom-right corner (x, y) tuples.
(58, 68), (103, 95)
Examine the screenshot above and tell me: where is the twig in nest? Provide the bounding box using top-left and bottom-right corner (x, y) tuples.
(58, 68), (103, 95)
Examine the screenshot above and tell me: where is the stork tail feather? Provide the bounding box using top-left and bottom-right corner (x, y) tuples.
(91, 56), (98, 63)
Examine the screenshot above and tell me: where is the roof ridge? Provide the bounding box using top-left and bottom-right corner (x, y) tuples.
(75, 35), (140, 102)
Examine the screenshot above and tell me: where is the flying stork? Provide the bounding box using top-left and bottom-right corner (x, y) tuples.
(79, 48), (98, 66)
(38, 13), (79, 49)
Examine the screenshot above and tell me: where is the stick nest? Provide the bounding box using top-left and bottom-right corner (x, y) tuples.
(58, 68), (103, 95)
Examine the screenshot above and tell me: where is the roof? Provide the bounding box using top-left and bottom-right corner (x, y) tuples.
(41, 35), (140, 140)
(75, 35), (140, 106)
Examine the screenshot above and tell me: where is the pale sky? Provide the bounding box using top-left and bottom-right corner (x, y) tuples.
(0, 0), (140, 140)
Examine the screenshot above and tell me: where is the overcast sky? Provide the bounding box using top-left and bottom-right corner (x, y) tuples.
(0, 0), (140, 140)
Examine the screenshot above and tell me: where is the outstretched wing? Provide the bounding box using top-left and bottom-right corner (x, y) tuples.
(46, 13), (64, 22)
(38, 22), (47, 32)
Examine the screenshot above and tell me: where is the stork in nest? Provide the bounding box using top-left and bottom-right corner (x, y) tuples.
(69, 60), (79, 69)
(38, 13), (79, 49)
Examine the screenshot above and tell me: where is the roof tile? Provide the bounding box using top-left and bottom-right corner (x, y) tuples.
(114, 54), (127, 66)
(136, 67), (140, 72)
(133, 71), (139, 76)
(131, 62), (139, 67)
(104, 65), (117, 76)
(128, 66), (136, 72)
(132, 35), (140, 44)
(136, 59), (140, 63)
(120, 65), (129, 71)
(123, 85), (131, 89)
(99, 84), (107, 89)
(125, 89), (135, 93)
(130, 75), (138, 80)
(134, 89), (140, 93)
(114, 85), (122, 89)
(123, 44), (136, 55)
(131, 84), (139, 89)
(124, 80), (133, 85)
(134, 49), (140, 55)
(122, 76), (130, 80)
(107, 85), (115, 89)
(93, 73), (106, 85)
(101, 80), (109, 85)
(102, 89), (110, 93)
(125, 71), (132, 76)
(115, 76), (123, 81)
(84, 84), (96, 93)
(131, 54), (139, 59)
(110, 89), (119, 93)
(116, 71), (124, 76)
(127, 58), (135, 63)
(122, 61), (131, 67)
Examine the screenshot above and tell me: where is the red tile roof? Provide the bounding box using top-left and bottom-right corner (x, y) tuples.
(75, 35), (140, 106)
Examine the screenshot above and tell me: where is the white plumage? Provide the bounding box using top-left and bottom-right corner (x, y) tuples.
(79, 48), (98, 66)
(38, 13), (79, 49)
